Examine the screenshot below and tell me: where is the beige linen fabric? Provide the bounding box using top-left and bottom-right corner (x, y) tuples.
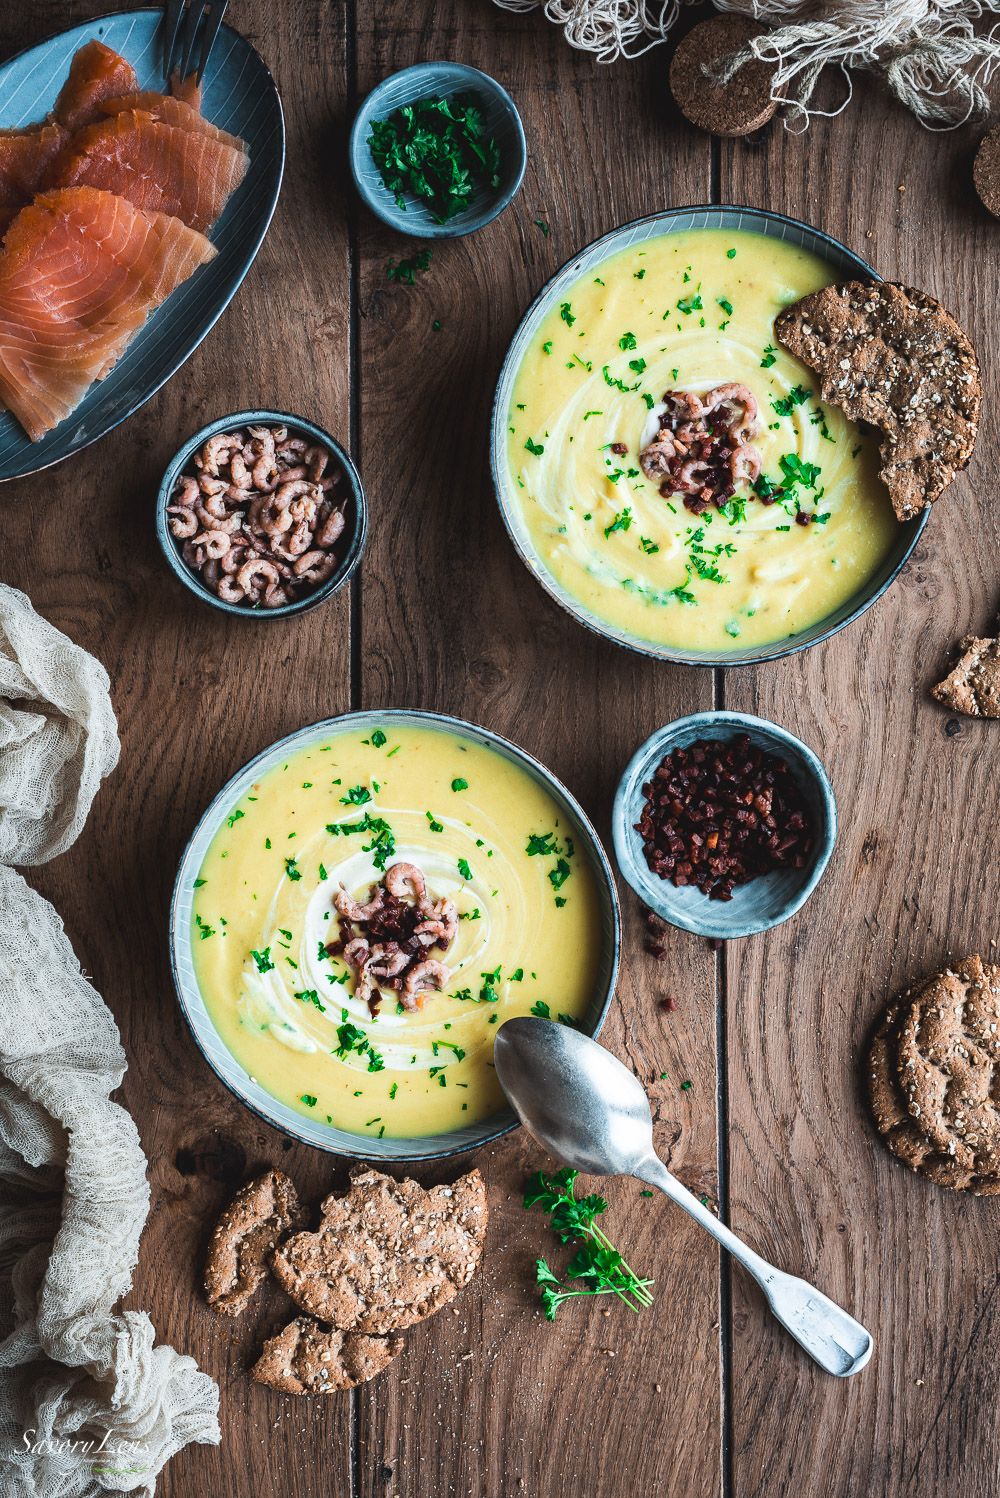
(0, 585), (220, 1495)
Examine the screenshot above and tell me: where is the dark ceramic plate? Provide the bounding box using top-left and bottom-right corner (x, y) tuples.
(0, 8), (284, 482)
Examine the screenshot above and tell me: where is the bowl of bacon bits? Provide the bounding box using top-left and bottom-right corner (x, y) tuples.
(612, 711), (837, 939)
(156, 410), (367, 617)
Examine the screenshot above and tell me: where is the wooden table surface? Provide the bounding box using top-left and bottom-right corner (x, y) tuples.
(4, 2), (1000, 1495)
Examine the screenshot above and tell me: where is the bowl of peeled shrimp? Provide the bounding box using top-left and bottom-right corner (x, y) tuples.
(155, 409), (368, 617)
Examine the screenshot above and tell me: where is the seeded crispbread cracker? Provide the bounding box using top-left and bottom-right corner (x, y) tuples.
(669, 16), (778, 137)
(774, 281), (981, 521)
(932, 630), (1000, 718)
(251, 1316), (403, 1393)
(867, 956), (1000, 1194)
(270, 1164), (487, 1333)
(204, 1169), (308, 1316)
(973, 125), (1000, 218)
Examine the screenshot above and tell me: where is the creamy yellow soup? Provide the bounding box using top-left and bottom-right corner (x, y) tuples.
(505, 228), (899, 652)
(191, 725), (603, 1139)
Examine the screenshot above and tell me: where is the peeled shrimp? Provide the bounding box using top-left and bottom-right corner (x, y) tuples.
(400, 960), (451, 1011)
(385, 863), (427, 901)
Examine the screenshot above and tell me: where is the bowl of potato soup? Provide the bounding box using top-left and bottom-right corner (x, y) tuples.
(491, 206), (929, 665)
(170, 711), (620, 1160)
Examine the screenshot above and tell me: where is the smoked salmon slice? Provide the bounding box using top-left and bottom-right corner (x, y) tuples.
(98, 91), (247, 155)
(53, 39), (138, 132)
(44, 108), (250, 233)
(0, 123), (68, 234)
(0, 186), (216, 439)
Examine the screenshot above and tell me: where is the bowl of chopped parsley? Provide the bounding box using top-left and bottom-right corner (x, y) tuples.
(349, 63), (526, 237)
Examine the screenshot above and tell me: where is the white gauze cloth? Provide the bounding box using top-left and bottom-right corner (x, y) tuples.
(0, 584), (220, 1495)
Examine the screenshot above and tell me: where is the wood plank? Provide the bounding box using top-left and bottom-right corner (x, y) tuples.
(353, 6), (723, 1497)
(719, 76), (1000, 1497)
(0, 5), (355, 1494)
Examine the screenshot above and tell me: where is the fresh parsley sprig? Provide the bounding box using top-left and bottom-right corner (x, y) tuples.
(524, 1167), (653, 1320)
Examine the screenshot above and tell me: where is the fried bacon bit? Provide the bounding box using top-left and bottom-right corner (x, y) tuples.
(638, 384), (762, 516)
(634, 735), (814, 901)
(328, 861), (457, 1016)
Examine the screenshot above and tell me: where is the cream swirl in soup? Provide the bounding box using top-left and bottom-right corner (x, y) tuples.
(504, 229), (899, 653)
(191, 725), (603, 1139)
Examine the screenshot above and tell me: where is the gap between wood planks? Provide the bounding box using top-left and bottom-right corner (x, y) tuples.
(339, 21), (734, 1494)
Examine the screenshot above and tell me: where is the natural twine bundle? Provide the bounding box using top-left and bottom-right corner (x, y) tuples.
(491, 0), (1000, 127)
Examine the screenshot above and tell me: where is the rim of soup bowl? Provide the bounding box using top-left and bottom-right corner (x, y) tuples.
(169, 708), (621, 1160)
(489, 203), (928, 667)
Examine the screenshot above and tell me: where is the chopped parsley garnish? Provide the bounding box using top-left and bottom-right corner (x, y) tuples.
(479, 965), (502, 1003)
(457, 857), (473, 880)
(560, 302), (575, 327)
(385, 248), (432, 283)
(451, 777), (468, 792)
(300, 1094), (317, 1107)
(193, 878), (206, 887)
(717, 297), (733, 316)
(542, 340), (552, 354)
(251, 947), (274, 973)
(534, 218), (550, 236)
(433, 1040), (466, 1061)
(726, 247), (737, 259)
(371, 729), (387, 747)
(194, 914), (214, 940)
(294, 988), (326, 1013)
(604, 507), (632, 539)
(326, 811), (396, 871)
(760, 345), (777, 368)
(639, 536), (659, 554)
(340, 784), (372, 806)
(367, 95), (501, 224)
(531, 999), (551, 1018)
(676, 294), (703, 314)
(771, 384), (812, 417)
(284, 856), (302, 881)
(779, 453), (821, 489)
(525, 437), (544, 455)
(334, 1021), (384, 1072)
(618, 331), (637, 350)
(226, 809), (244, 829)
(426, 811), (444, 832)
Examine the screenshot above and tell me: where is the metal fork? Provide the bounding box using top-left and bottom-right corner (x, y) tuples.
(162, 0), (230, 87)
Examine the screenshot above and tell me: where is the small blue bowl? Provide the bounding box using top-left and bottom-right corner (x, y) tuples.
(612, 711), (837, 940)
(349, 62), (526, 238)
(155, 408), (367, 619)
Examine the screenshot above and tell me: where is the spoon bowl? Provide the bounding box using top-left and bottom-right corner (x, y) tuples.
(494, 1017), (874, 1378)
(493, 1015), (658, 1177)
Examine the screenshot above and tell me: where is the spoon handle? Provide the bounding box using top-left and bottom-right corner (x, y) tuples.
(634, 1155), (873, 1378)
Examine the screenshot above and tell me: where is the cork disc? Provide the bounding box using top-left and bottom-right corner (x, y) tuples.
(669, 16), (778, 138)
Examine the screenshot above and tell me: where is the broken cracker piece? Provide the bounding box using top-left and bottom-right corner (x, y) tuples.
(251, 1316), (403, 1393)
(270, 1164), (488, 1334)
(775, 281), (981, 521)
(204, 1169), (308, 1316)
(932, 630), (1000, 718)
(867, 956), (1000, 1194)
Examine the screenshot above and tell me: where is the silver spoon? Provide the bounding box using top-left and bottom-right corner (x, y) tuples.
(493, 1017), (873, 1378)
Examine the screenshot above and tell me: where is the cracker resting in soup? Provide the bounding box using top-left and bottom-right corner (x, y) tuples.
(504, 229), (899, 652)
(191, 725), (602, 1139)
